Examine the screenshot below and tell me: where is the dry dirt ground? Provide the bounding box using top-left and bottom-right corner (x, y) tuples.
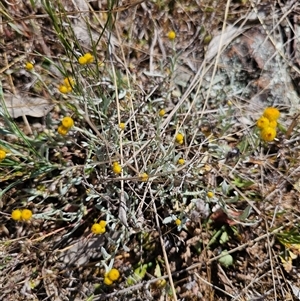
(1, 0), (300, 300)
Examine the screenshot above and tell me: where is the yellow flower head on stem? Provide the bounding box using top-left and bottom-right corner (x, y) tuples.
(61, 116), (74, 129)
(177, 158), (185, 165)
(107, 268), (120, 281)
(0, 149), (6, 161)
(91, 223), (106, 234)
(99, 220), (107, 228)
(83, 52), (94, 63)
(57, 125), (69, 136)
(260, 126), (276, 142)
(63, 77), (74, 89)
(167, 30), (176, 40)
(175, 219), (181, 226)
(21, 209), (33, 221)
(175, 133), (184, 145)
(119, 123), (125, 130)
(256, 116), (269, 129)
(11, 209), (22, 221)
(269, 120), (277, 128)
(103, 277), (113, 285)
(78, 56), (87, 65)
(58, 85), (70, 94)
(158, 109), (165, 117)
(263, 107), (280, 121)
(25, 62), (34, 71)
(207, 191), (214, 198)
(112, 162), (122, 174)
(139, 172), (149, 182)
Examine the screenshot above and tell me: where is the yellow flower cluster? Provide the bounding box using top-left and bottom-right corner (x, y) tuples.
(58, 77), (74, 94)
(91, 220), (107, 234)
(78, 52), (94, 65)
(11, 209), (33, 221)
(0, 149), (6, 161)
(175, 133), (184, 145)
(112, 162), (122, 174)
(256, 107), (280, 142)
(57, 116), (74, 136)
(104, 268), (120, 285)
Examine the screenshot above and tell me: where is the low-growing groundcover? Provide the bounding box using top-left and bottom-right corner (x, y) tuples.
(1, 0), (300, 300)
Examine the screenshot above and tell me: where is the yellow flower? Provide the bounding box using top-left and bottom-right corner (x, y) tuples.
(61, 116), (74, 129)
(58, 84), (70, 94)
(57, 125), (69, 136)
(78, 56), (87, 65)
(175, 219), (181, 226)
(260, 126), (276, 142)
(0, 149), (6, 161)
(103, 277), (113, 285)
(256, 116), (269, 129)
(25, 62), (34, 71)
(112, 162), (122, 174)
(99, 220), (106, 227)
(91, 223), (106, 234)
(11, 209), (22, 221)
(107, 268), (120, 281)
(78, 53), (94, 65)
(177, 158), (185, 165)
(139, 172), (149, 182)
(158, 109), (165, 117)
(263, 107), (280, 121)
(83, 52), (94, 63)
(207, 191), (214, 198)
(167, 30), (176, 40)
(119, 123), (125, 130)
(21, 209), (33, 221)
(269, 120), (277, 128)
(175, 133), (184, 144)
(63, 77), (74, 89)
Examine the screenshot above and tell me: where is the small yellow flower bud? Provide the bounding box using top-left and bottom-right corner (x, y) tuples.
(256, 116), (269, 129)
(91, 223), (106, 234)
(158, 109), (165, 117)
(58, 85), (70, 94)
(263, 107), (280, 121)
(177, 158), (185, 165)
(0, 149), (6, 161)
(112, 162), (122, 174)
(175, 219), (181, 226)
(61, 116), (74, 129)
(57, 125), (69, 136)
(167, 30), (176, 40)
(119, 123), (125, 130)
(175, 133), (184, 144)
(83, 52), (94, 63)
(103, 277), (113, 285)
(78, 56), (87, 65)
(25, 62), (34, 71)
(260, 126), (276, 142)
(139, 172), (149, 182)
(207, 191), (214, 198)
(21, 209), (33, 221)
(107, 268), (120, 281)
(99, 220), (107, 228)
(11, 209), (22, 221)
